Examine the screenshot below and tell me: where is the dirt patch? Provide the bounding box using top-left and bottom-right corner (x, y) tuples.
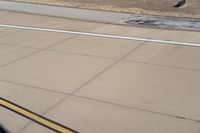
(12, 0), (200, 18)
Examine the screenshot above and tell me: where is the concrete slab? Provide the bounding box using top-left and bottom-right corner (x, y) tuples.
(76, 61), (200, 121)
(22, 96), (200, 133)
(0, 107), (30, 133)
(0, 50), (115, 93)
(0, 28), (20, 37)
(0, 81), (66, 132)
(157, 30), (200, 44)
(125, 42), (200, 70)
(20, 123), (55, 133)
(0, 81), (66, 113)
(50, 36), (142, 59)
(20, 123), (54, 133)
(0, 44), (37, 66)
(0, 30), (72, 49)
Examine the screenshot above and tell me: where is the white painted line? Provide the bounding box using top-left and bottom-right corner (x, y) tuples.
(0, 24), (199, 47)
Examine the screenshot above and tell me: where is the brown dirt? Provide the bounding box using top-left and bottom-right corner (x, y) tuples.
(12, 0), (200, 18)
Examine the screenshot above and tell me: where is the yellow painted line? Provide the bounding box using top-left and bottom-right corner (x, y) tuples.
(0, 98), (78, 133)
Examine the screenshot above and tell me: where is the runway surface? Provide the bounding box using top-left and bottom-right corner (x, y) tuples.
(0, 10), (200, 133)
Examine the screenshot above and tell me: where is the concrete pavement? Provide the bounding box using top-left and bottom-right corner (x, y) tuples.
(0, 10), (200, 133)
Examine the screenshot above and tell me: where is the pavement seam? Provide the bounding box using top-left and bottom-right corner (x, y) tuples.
(70, 43), (145, 95)
(123, 59), (200, 72)
(0, 42), (39, 49)
(16, 94), (71, 133)
(0, 35), (76, 68)
(71, 94), (200, 123)
(46, 49), (118, 60)
(16, 91), (72, 133)
(0, 29), (23, 38)
(0, 79), (69, 95)
(16, 121), (33, 133)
